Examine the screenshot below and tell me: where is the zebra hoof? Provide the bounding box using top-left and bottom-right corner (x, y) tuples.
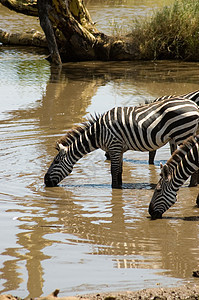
(189, 173), (198, 187)
(188, 181), (198, 187)
(112, 184), (122, 189)
(196, 194), (199, 207)
(193, 270), (199, 277)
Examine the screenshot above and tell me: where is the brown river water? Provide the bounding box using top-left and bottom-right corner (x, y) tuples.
(0, 0), (199, 298)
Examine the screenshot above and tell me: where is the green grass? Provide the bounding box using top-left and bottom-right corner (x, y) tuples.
(131, 0), (199, 60)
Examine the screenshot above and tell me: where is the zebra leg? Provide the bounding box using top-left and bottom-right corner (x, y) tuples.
(149, 140), (175, 164)
(109, 150), (123, 189)
(169, 140), (177, 154)
(149, 151), (156, 165)
(105, 151), (110, 160)
(196, 193), (199, 208)
(149, 140), (176, 165)
(189, 170), (199, 187)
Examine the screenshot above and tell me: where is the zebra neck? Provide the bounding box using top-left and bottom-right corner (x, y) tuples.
(65, 125), (100, 167)
(169, 143), (199, 190)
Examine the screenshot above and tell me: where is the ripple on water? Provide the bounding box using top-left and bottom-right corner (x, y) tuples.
(1, 4), (199, 296)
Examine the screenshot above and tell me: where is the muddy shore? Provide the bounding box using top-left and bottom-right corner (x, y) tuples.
(1, 284), (199, 300)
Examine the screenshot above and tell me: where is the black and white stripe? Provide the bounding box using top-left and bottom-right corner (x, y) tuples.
(105, 90), (199, 163)
(153, 89), (199, 105)
(44, 97), (199, 188)
(149, 135), (199, 219)
(148, 89), (199, 164)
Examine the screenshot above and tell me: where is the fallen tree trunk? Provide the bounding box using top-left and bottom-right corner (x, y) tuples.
(0, 0), (139, 64)
(0, 29), (47, 47)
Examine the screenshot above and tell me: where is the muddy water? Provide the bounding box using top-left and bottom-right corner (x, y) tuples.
(86, 0), (174, 35)
(0, 1), (199, 299)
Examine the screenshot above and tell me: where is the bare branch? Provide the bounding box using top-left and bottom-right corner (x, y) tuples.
(37, 0), (62, 65)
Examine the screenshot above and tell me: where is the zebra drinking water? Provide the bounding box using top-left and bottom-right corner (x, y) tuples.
(44, 98), (199, 189)
(149, 135), (199, 219)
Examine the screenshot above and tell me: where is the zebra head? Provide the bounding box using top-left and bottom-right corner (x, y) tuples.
(44, 143), (70, 187)
(149, 163), (177, 219)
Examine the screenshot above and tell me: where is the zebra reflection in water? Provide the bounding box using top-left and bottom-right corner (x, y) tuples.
(44, 98), (199, 189)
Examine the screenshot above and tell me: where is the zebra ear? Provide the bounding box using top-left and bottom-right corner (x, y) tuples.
(161, 164), (170, 181)
(56, 142), (66, 152)
(159, 162), (164, 177)
(55, 142), (60, 151)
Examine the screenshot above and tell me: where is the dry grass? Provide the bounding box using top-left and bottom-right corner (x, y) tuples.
(130, 0), (199, 60)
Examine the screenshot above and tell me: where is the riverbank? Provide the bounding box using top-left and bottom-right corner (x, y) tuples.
(1, 284), (199, 300)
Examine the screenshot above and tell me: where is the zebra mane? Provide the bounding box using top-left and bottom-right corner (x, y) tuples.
(166, 135), (199, 168)
(56, 113), (100, 148)
(139, 89), (199, 106)
(144, 94), (177, 105)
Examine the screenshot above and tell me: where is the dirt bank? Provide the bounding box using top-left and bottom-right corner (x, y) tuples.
(1, 284), (199, 300)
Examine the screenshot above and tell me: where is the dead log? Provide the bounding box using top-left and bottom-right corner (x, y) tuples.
(0, 0), (138, 64)
(0, 29), (47, 47)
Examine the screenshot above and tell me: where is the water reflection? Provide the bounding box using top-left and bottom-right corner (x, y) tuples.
(86, 0), (174, 35)
(0, 4), (40, 32)
(2, 179), (198, 296)
(0, 219), (51, 296)
(1, 53), (199, 297)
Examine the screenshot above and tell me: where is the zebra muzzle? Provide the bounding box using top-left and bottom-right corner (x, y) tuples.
(150, 211), (163, 220)
(44, 173), (58, 187)
(148, 203), (163, 220)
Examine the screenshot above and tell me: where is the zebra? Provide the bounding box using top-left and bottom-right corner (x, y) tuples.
(148, 134), (199, 219)
(148, 89), (199, 165)
(44, 98), (199, 189)
(104, 90), (199, 164)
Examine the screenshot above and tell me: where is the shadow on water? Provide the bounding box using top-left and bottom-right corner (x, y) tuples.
(123, 157), (167, 166)
(148, 216), (199, 221)
(58, 183), (157, 190)
(159, 215), (199, 221)
(60, 60), (199, 85)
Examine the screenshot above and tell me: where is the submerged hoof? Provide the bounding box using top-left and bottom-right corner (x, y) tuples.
(193, 270), (199, 277)
(196, 194), (199, 207)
